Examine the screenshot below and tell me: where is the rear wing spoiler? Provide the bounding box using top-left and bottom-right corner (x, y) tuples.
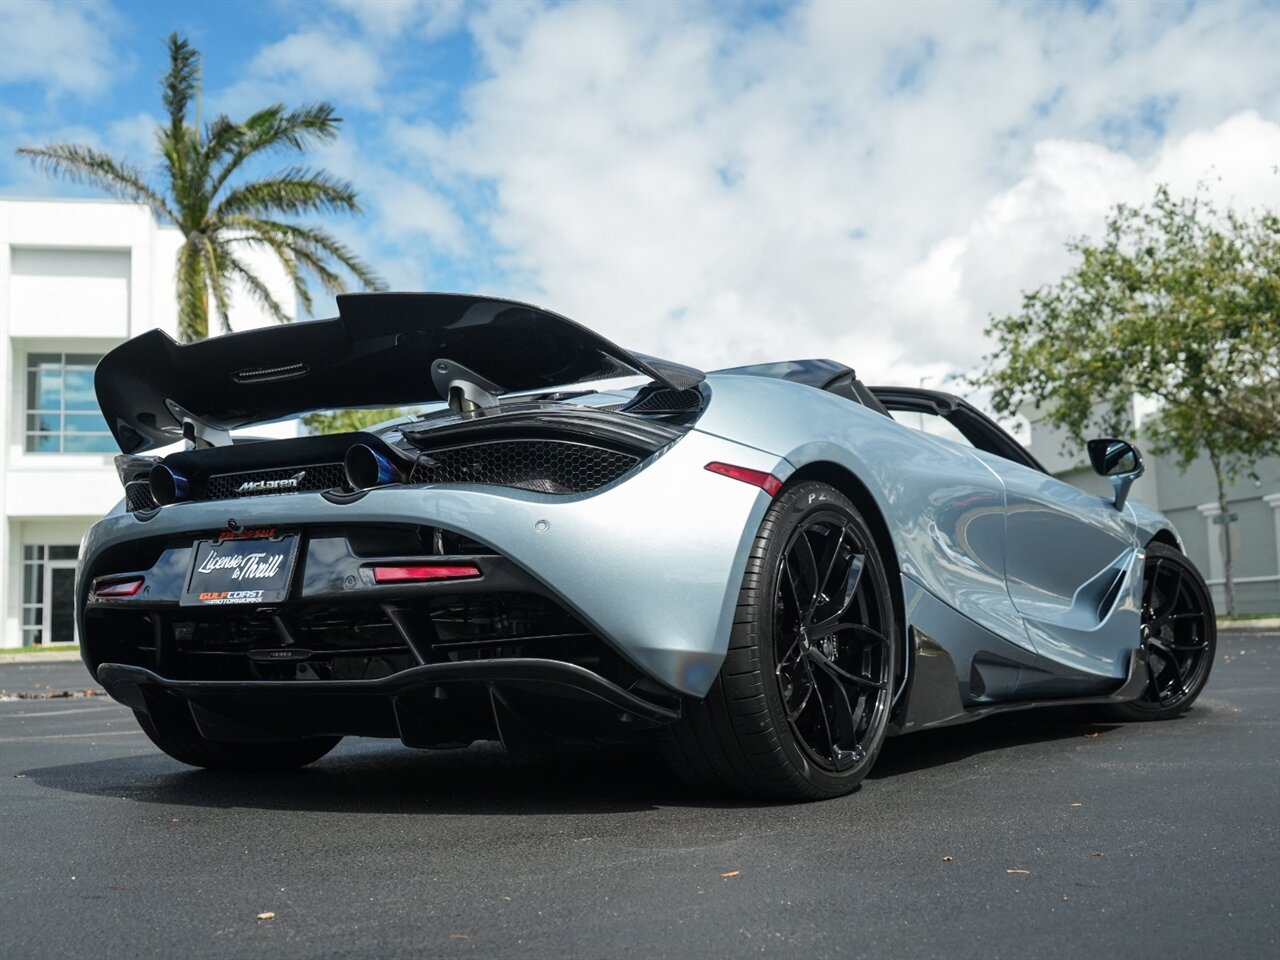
(95, 292), (703, 453)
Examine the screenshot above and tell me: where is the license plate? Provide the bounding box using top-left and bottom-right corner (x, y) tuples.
(181, 532), (300, 607)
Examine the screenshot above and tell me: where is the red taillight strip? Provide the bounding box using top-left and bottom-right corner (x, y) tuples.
(704, 462), (783, 497)
(372, 565), (482, 584)
(93, 577), (145, 598)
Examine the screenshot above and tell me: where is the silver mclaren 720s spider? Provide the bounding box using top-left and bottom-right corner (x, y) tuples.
(78, 292), (1217, 800)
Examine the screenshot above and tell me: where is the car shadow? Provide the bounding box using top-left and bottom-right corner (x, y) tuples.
(20, 740), (693, 816)
(872, 706), (1121, 778)
(20, 706), (1127, 815)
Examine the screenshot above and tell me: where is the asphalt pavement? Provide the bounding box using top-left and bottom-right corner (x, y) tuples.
(2, 630), (1277, 960)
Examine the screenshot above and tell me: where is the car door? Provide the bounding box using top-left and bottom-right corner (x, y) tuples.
(872, 387), (1142, 686)
(990, 457), (1141, 683)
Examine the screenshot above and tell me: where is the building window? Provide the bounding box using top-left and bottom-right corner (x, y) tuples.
(25, 352), (114, 453)
(21, 544), (79, 646)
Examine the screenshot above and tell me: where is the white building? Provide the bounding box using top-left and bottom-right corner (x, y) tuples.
(0, 198), (296, 648)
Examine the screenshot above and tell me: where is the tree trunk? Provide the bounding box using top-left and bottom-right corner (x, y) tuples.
(175, 237), (209, 342)
(1208, 450), (1236, 617)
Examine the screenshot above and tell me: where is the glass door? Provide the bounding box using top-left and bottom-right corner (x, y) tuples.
(42, 560), (78, 645)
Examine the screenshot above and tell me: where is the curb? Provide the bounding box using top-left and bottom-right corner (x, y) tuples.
(0, 651), (84, 664)
(1217, 618), (1280, 632)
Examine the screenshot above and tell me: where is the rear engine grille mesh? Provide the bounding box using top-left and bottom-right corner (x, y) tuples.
(125, 439), (640, 510)
(409, 440), (638, 494)
(124, 480), (159, 512)
(205, 463), (347, 500)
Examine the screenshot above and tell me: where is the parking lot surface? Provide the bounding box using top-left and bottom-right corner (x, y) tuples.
(2, 629), (1276, 959)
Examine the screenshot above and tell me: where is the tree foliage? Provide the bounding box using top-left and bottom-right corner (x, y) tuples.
(18, 34), (383, 341)
(979, 184), (1280, 614)
(301, 408), (411, 436)
(980, 185), (1278, 465)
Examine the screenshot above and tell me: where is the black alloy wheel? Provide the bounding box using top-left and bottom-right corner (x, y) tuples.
(663, 481), (899, 800)
(773, 512), (892, 772)
(1103, 541), (1216, 721)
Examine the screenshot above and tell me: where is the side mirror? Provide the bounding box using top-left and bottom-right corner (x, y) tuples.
(1087, 438), (1144, 511)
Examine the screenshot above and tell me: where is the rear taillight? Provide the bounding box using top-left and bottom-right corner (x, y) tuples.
(704, 462), (783, 497)
(93, 577), (145, 598)
(372, 565), (482, 584)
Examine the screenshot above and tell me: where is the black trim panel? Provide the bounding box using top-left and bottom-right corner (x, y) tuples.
(98, 659), (681, 724)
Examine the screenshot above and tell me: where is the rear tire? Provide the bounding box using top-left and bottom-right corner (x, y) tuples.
(1099, 542), (1216, 721)
(135, 697), (341, 771)
(663, 482), (899, 800)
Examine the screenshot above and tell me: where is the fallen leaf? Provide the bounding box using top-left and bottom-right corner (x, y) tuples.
(720, 870), (740, 879)
(257, 912), (275, 922)
(1083, 732), (1100, 739)
(1006, 869), (1031, 876)
(942, 856), (954, 862)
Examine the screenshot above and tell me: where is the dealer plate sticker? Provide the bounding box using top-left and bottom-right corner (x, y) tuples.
(181, 531), (300, 606)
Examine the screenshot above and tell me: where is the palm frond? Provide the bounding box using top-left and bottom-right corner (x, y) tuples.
(16, 144), (177, 224)
(163, 34), (200, 139)
(208, 103), (341, 199)
(245, 102), (341, 153)
(235, 217), (385, 293)
(156, 121), (210, 232)
(263, 233), (342, 299)
(201, 115), (241, 166)
(200, 235), (234, 334)
(224, 252), (292, 325)
(214, 168), (361, 218)
(233, 230), (314, 315)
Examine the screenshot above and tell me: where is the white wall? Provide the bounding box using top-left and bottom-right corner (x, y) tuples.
(0, 198), (299, 646)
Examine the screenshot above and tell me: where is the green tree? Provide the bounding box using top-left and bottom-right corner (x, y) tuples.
(979, 185), (1280, 616)
(302, 408), (411, 435)
(18, 33), (383, 341)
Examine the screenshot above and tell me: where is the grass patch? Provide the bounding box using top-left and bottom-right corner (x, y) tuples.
(1218, 614), (1280, 622)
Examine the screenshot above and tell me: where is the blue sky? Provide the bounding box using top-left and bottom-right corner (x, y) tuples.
(2, 0), (1278, 384)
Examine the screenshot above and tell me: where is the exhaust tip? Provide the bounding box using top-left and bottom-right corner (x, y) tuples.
(345, 444), (402, 490)
(149, 463), (190, 505)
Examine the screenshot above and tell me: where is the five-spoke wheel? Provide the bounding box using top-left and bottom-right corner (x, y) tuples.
(774, 513), (892, 772)
(1102, 541), (1216, 721)
(663, 481), (898, 799)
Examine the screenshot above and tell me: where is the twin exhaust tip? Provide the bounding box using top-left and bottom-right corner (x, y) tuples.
(147, 443), (405, 506)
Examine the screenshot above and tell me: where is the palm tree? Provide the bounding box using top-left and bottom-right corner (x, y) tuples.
(17, 33), (383, 341)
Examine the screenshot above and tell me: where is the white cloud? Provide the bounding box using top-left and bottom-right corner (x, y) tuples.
(398, 0), (1279, 388)
(106, 112), (162, 165)
(889, 112), (1280, 378)
(218, 29), (386, 114)
(0, 0), (126, 99)
(328, 0), (466, 40)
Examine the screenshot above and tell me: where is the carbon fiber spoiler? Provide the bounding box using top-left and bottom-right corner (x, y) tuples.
(94, 292), (704, 453)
